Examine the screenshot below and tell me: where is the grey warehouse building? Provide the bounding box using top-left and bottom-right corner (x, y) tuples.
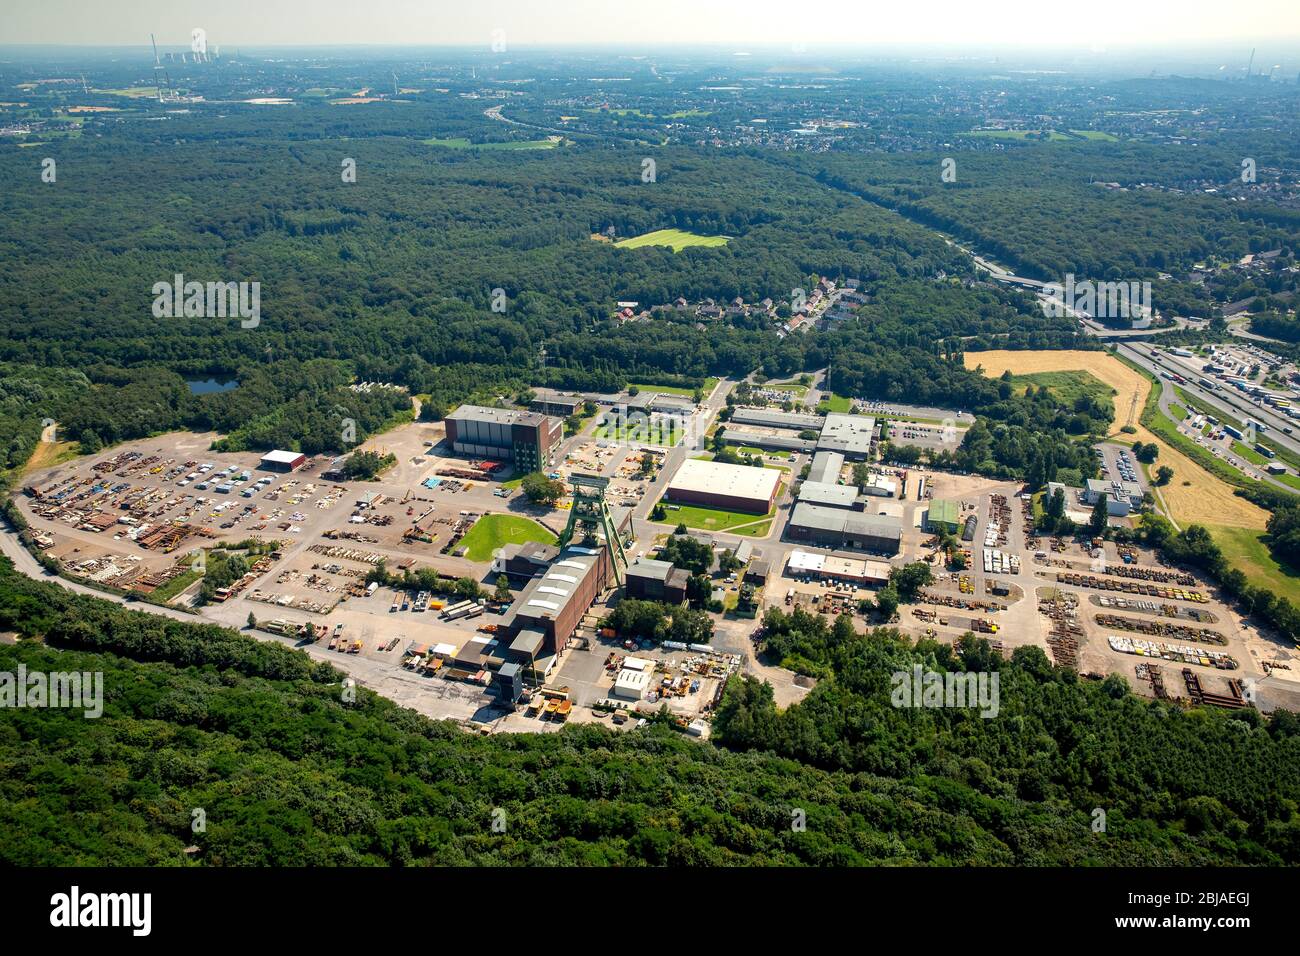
(806, 451), (844, 485)
(797, 480), (862, 510)
(816, 413), (876, 459)
(722, 429), (816, 454)
(728, 407), (825, 431)
(787, 502), (901, 554)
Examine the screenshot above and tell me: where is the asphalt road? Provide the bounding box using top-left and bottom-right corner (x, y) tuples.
(1115, 342), (1300, 464)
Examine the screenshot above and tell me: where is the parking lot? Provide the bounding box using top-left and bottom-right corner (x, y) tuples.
(1094, 443), (1150, 498)
(885, 419), (966, 454)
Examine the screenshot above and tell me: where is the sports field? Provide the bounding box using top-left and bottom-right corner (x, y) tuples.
(614, 229), (729, 251)
(458, 514), (557, 562)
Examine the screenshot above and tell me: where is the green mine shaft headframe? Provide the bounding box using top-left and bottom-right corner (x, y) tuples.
(557, 472), (630, 585)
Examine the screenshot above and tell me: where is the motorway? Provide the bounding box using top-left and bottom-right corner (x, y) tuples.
(1114, 342), (1300, 464)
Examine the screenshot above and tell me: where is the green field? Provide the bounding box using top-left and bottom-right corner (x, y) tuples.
(615, 229), (730, 252)
(656, 498), (777, 537)
(1174, 387), (1242, 428)
(1009, 370), (1116, 418)
(653, 473), (784, 537)
(1274, 471), (1300, 491)
(424, 137), (561, 150)
(458, 514), (557, 562)
(629, 378), (716, 397)
(732, 444), (790, 459)
(595, 107), (655, 117)
(1068, 129), (1120, 141)
(594, 422), (683, 446)
(1207, 525), (1300, 605)
(98, 87), (160, 98)
(965, 129), (1073, 141)
(145, 568), (202, 603)
(1232, 441), (1269, 467)
(816, 394), (852, 414)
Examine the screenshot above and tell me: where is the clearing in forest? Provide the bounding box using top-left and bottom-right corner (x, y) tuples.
(614, 229), (730, 251)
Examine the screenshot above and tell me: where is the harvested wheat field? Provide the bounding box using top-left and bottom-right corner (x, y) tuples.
(966, 350), (1268, 532)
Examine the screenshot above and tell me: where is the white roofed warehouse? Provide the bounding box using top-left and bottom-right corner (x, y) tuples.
(665, 458), (780, 514)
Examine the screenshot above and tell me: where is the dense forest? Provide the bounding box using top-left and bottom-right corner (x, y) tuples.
(6, 109), (1294, 468)
(800, 146), (1299, 313)
(0, 138), (984, 458)
(719, 605), (1300, 865)
(0, 558), (1296, 865)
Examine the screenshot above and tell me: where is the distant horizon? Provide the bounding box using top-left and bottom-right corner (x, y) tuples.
(4, 39), (1300, 51)
(4, 0), (1299, 50)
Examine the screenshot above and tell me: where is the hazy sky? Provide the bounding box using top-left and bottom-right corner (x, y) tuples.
(3, 0), (1299, 48)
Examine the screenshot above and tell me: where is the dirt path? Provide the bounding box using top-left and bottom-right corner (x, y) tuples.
(19, 421), (77, 476)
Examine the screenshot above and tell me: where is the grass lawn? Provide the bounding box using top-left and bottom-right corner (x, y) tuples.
(629, 378), (716, 397)
(765, 382), (809, 396)
(656, 500), (775, 537)
(1232, 441), (1269, 467)
(614, 229), (729, 252)
(1174, 386), (1243, 428)
(99, 87), (161, 98)
(1008, 370), (1116, 419)
(816, 394), (852, 414)
(1258, 436), (1300, 472)
(458, 514), (557, 562)
(1068, 129), (1120, 141)
(1169, 403), (1188, 421)
(732, 445), (790, 459)
(593, 423), (683, 446)
(654, 477), (784, 538)
(1207, 525), (1300, 605)
(20, 438), (80, 476)
(146, 568), (202, 603)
